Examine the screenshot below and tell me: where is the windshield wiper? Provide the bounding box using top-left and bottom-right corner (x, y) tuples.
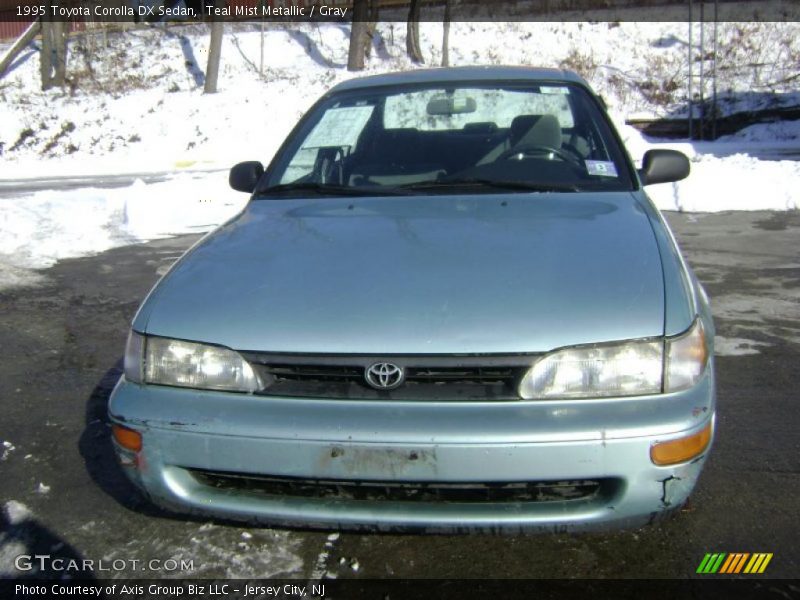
(257, 182), (415, 197)
(404, 178), (582, 193)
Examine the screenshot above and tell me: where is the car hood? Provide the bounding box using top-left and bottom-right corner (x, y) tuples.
(136, 192), (665, 354)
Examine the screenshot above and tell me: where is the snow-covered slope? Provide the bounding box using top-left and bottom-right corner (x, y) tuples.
(2, 21), (799, 171)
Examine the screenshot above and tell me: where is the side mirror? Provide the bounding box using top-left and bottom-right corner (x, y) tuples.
(639, 149), (690, 186)
(229, 161), (264, 193)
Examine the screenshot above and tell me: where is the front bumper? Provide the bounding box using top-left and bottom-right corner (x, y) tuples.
(108, 371), (715, 532)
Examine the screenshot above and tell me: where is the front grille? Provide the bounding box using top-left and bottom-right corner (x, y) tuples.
(264, 364), (518, 385)
(239, 353), (538, 400)
(189, 469), (606, 503)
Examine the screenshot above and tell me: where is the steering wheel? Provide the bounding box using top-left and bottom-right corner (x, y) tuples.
(497, 143), (583, 167)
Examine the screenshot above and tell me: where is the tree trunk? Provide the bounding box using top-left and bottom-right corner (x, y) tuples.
(347, 0), (369, 71)
(40, 7), (68, 91)
(406, 0), (424, 64)
(0, 21), (40, 79)
(364, 0), (379, 59)
(40, 19), (52, 88)
(441, 0), (451, 67)
(204, 0), (225, 94)
(52, 20), (67, 84)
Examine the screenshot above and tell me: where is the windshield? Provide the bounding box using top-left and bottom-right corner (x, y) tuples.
(264, 82), (634, 195)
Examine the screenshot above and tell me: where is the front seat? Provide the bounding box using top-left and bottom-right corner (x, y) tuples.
(476, 114), (562, 165)
(508, 114), (562, 150)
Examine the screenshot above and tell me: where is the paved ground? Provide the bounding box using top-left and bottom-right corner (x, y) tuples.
(0, 210), (798, 581)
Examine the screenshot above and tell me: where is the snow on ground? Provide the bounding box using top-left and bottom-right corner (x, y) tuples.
(1, 441), (15, 461)
(635, 150), (800, 212)
(0, 540), (28, 577)
(0, 21), (798, 289)
(720, 119), (800, 143)
(3, 500), (32, 525)
(714, 336), (772, 356)
(0, 501), (33, 577)
(0, 172), (247, 288)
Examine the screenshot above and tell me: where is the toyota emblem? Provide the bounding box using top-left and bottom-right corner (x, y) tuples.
(365, 362), (404, 390)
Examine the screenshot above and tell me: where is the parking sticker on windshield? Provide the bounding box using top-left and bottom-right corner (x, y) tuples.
(586, 160), (618, 177)
(540, 86), (570, 95)
(303, 106), (374, 149)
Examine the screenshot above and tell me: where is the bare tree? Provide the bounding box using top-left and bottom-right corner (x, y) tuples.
(347, 0), (370, 71)
(406, 0), (424, 64)
(40, 1), (68, 90)
(364, 0), (379, 60)
(441, 0), (451, 67)
(204, 0), (225, 93)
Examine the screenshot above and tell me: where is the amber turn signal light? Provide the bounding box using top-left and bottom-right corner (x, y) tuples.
(112, 424), (142, 452)
(650, 421), (712, 466)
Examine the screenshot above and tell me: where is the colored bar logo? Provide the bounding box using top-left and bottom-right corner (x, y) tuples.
(696, 553), (773, 574)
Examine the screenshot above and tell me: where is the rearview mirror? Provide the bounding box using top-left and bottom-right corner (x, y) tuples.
(426, 95), (477, 116)
(229, 161), (265, 193)
(639, 149), (690, 186)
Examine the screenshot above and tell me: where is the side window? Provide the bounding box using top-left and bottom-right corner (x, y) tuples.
(280, 105), (375, 184)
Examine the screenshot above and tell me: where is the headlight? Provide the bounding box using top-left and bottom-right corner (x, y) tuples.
(123, 331), (261, 393)
(519, 339), (663, 400)
(518, 319), (708, 400)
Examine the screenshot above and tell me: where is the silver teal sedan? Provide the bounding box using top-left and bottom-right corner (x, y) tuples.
(110, 67), (715, 532)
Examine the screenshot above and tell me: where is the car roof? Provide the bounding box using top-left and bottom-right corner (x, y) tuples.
(328, 66), (588, 94)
